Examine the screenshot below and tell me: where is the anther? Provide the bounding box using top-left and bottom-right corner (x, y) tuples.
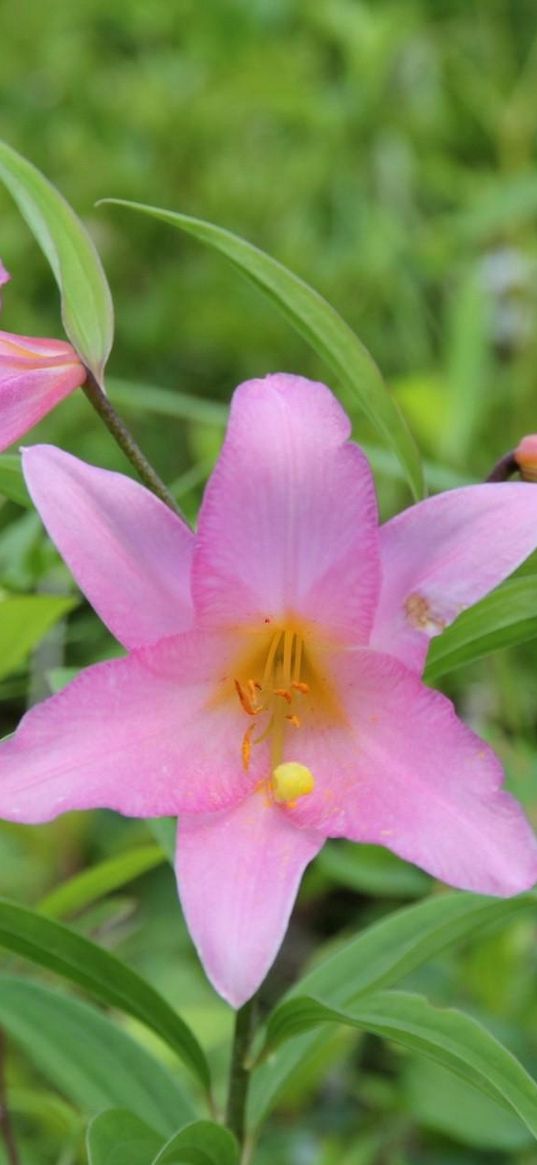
(234, 679), (260, 716)
(241, 726), (254, 771)
(292, 681), (310, 695)
(274, 688), (292, 704)
(286, 714), (301, 728)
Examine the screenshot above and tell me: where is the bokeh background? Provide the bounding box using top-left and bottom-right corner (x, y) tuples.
(1, 1), (537, 1161)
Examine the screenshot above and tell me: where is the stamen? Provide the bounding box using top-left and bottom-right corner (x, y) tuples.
(274, 687), (292, 704)
(285, 714), (300, 728)
(241, 726), (254, 771)
(234, 679), (260, 716)
(292, 680), (309, 695)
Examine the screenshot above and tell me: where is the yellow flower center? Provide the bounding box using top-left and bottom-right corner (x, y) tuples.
(229, 620), (343, 807)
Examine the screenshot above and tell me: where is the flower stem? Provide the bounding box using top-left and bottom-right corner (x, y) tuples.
(0, 1031), (19, 1165)
(225, 996), (257, 1151)
(486, 450), (517, 482)
(82, 370), (184, 516)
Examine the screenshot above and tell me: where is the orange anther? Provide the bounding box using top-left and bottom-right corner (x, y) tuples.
(286, 714), (301, 728)
(234, 679), (258, 716)
(292, 681), (310, 695)
(274, 687), (292, 704)
(241, 726), (254, 771)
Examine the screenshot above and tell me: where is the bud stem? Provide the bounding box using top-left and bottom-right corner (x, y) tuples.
(82, 370), (184, 517)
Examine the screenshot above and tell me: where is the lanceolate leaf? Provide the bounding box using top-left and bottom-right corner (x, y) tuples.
(248, 890), (537, 1127)
(258, 992), (537, 1140)
(101, 199), (424, 500)
(0, 979), (194, 1135)
(425, 576), (537, 683)
(87, 1109), (163, 1165)
(151, 1121), (239, 1164)
(0, 897), (210, 1094)
(0, 140), (113, 380)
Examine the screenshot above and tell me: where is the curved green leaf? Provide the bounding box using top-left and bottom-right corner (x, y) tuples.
(0, 897), (210, 1095)
(259, 991), (537, 1140)
(425, 576), (537, 683)
(152, 1121), (239, 1165)
(0, 979), (194, 1135)
(248, 889), (536, 1127)
(101, 199), (424, 500)
(87, 1109), (163, 1165)
(39, 843), (165, 919)
(0, 139), (113, 380)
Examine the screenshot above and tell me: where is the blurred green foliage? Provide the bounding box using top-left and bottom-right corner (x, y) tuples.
(2, 0), (537, 1162)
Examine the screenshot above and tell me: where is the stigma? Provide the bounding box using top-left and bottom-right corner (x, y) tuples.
(272, 761), (315, 805)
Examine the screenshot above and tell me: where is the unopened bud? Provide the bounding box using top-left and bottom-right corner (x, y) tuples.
(515, 435), (537, 483)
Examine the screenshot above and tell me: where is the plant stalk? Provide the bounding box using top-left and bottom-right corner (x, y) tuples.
(0, 1031), (19, 1165)
(225, 996), (257, 1151)
(82, 370), (184, 516)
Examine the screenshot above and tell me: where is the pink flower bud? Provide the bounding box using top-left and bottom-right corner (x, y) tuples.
(515, 434), (537, 483)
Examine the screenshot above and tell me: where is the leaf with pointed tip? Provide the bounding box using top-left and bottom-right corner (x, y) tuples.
(258, 992), (537, 1140)
(101, 199), (423, 500)
(0, 140), (113, 379)
(87, 1110), (163, 1165)
(0, 897), (210, 1094)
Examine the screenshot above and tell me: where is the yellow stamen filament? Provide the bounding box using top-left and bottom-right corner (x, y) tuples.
(272, 762), (315, 804)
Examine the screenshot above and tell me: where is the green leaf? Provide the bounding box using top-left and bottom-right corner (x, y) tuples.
(101, 199), (424, 500)
(317, 840), (430, 898)
(151, 1121), (239, 1165)
(248, 889), (536, 1127)
(0, 139), (113, 380)
(0, 454), (31, 507)
(259, 991), (537, 1140)
(109, 378), (228, 427)
(425, 577), (537, 683)
(403, 1057), (532, 1151)
(148, 818), (176, 863)
(87, 1109), (163, 1165)
(0, 593), (77, 680)
(0, 897), (210, 1094)
(38, 844), (166, 919)
(0, 978), (193, 1135)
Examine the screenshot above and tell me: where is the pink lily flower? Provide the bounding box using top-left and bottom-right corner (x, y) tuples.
(0, 262), (86, 451)
(1, 374), (537, 1007)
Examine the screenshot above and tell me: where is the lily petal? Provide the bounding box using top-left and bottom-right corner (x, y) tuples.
(291, 649), (537, 897)
(23, 445), (195, 649)
(0, 334), (86, 452)
(192, 373), (379, 642)
(177, 792), (323, 1007)
(0, 631), (257, 823)
(371, 483), (537, 671)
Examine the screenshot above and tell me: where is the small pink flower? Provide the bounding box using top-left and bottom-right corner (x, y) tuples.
(1, 374), (537, 1007)
(515, 434), (537, 483)
(0, 261), (86, 451)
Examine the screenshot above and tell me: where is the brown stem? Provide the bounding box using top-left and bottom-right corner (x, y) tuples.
(486, 450), (518, 482)
(82, 370), (185, 517)
(0, 1031), (19, 1165)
